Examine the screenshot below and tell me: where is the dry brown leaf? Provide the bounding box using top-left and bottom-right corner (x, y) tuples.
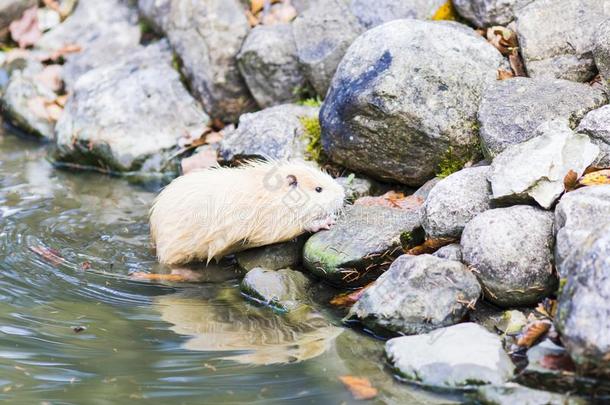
(329, 283), (374, 307)
(517, 320), (551, 348)
(338, 376), (378, 400)
(579, 169), (610, 186)
(181, 148), (218, 174)
(245, 9), (259, 27)
(9, 7), (42, 48)
(509, 51), (527, 77)
(497, 69), (514, 80)
(563, 169), (579, 192)
(250, 0), (265, 14)
(355, 191), (423, 211)
(535, 298), (558, 319)
(406, 238), (456, 255)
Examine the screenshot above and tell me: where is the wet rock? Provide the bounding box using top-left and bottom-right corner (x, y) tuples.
(478, 77), (607, 158)
(138, 0), (171, 33)
(461, 206), (557, 307)
(220, 104), (318, 162)
(432, 243), (462, 262)
(0, 0), (37, 39)
(237, 24), (306, 109)
(554, 186), (610, 275)
(347, 254), (481, 335)
(36, 0), (141, 89)
(320, 20), (504, 186)
(349, 0), (446, 28)
(556, 224), (610, 376)
(386, 323), (515, 388)
(577, 106), (610, 167)
(472, 383), (586, 405)
(235, 237), (306, 271)
(514, 0), (610, 82)
(422, 166), (492, 239)
(595, 19), (610, 90)
(303, 204), (422, 287)
(335, 175), (374, 202)
(292, 0), (363, 97)
(453, 0), (532, 27)
(489, 121), (599, 209)
(240, 267), (311, 312)
(167, 0), (256, 122)
(1, 60), (57, 139)
(53, 42), (209, 177)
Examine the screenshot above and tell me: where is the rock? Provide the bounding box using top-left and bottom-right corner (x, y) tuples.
(461, 206), (557, 307)
(514, 0), (610, 82)
(237, 24), (306, 109)
(453, 0), (532, 27)
(0, 0), (37, 38)
(292, 0), (363, 97)
(138, 0), (171, 33)
(53, 41), (209, 178)
(478, 77), (607, 158)
(240, 267), (311, 312)
(422, 166), (492, 239)
(472, 383), (586, 405)
(554, 186), (610, 275)
(1, 60), (57, 139)
(320, 20), (504, 186)
(349, 0), (446, 28)
(556, 224), (610, 376)
(489, 121), (599, 209)
(167, 0), (256, 122)
(347, 254), (481, 335)
(577, 106), (610, 167)
(413, 177), (441, 202)
(432, 243), (462, 262)
(386, 323), (515, 388)
(235, 237), (306, 271)
(595, 19), (610, 90)
(220, 104), (318, 162)
(335, 174), (374, 202)
(36, 0), (141, 89)
(303, 204), (422, 287)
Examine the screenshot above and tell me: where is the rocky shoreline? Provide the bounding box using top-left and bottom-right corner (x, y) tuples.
(2, 0), (610, 402)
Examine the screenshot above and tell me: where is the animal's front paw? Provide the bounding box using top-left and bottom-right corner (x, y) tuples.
(305, 216), (336, 233)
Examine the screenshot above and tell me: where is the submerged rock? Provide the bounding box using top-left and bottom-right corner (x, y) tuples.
(219, 104), (318, 162)
(349, 0), (447, 28)
(166, 0), (256, 122)
(472, 383), (586, 405)
(489, 121), (599, 209)
(514, 0), (610, 82)
(577, 106), (610, 167)
(292, 0), (363, 97)
(303, 204), (422, 287)
(320, 19), (504, 186)
(385, 323), (515, 388)
(461, 206), (557, 307)
(478, 77), (607, 158)
(422, 166), (492, 239)
(453, 0), (531, 27)
(235, 237), (306, 272)
(237, 24), (306, 109)
(554, 186), (610, 275)
(347, 254), (481, 336)
(240, 267), (311, 312)
(53, 42), (209, 177)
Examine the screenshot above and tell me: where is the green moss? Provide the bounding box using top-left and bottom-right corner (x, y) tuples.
(299, 115), (326, 163)
(297, 97), (322, 107)
(400, 231), (413, 247)
(292, 83), (319, 105)
(436, 142), (483, 179)
(139, 20), (154, 35)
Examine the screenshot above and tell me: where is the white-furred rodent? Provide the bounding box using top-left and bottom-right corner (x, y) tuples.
(150, 160), (345, 265)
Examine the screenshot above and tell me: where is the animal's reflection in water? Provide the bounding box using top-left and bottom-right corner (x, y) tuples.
(154, 264), (343, 365)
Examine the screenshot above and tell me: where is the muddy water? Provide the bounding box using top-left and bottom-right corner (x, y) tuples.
(0, 127), (458, 404)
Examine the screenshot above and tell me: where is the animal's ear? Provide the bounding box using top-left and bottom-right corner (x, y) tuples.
(287, 174), (298, 187)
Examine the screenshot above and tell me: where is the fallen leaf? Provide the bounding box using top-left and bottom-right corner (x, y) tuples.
(579, 169), (610, 186)
(509, 50), (527, 77)
(181, 148), (218, 174)
(486, 26), (518, 55)
(329, 283), (373, 307)
(431, 1), (456, 21)
(338, 376), (378, 400)
(46, 43), (82, 62)
(245, 9), (259, 27)
(9, 7), (42, 48)
(539, 353), (576, 372)
(535, 298), (558, 319)
(406, 237), (456, 255)
(250, 0), (265, 14)
(497, 69), (514, 80)
(517, 320), (551, 348)
(131, 272), (192, 283)
(355, 191), (423, 211)
(30, 245), (64, 266)
(584, 165), (604, 175)
(563, 169), (579, 192)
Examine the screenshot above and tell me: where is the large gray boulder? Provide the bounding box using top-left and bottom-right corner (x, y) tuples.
(461, 206), (557, 307)
(386, 323), (515, 388)
(292, 0), (363, 97)
(53, 42), (209, 177)
(595, 19), (610, 90)
(422, 166), (492, 239)
(303, 204), (422, 287)
(220, 104), (318, 162)
(320, 19), (504, 186)
(240, 267), (311, 312)
(0, 0), (37, 38)
(235, 237), (306, 272)
(453, 0), (533, 27)
(349, 0), (446, 28)
(514, 0), (610, 82)
(489, 121), (599, 209)
(138, 0), (171, 33)
(347, 254), (481, 336)
(166, 0), (256, 122)
(478, 77), (607, 158)
(36, 0), (141, 89)
(473, 383), (586, 405)
(237, 24), (307, 109)
(554, 186), (610, 276)
(556, 224), (610, 377)
(577, 105), (610, 167)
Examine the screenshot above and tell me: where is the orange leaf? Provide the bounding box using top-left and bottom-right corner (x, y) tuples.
(338, 376), (378, 400)
(517, 320), (551, 348)
(497, 69), (514, 80)
(406, 238), (456, 255)
(578, 169), (610, 187)
(355, 191), (423, 211)
(250, 0), (264, 14)
(563, 169), (578, 192)
(329, 283), (373, 307)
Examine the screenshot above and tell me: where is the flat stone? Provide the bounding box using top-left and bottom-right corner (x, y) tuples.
(235, 237), (306, 272)
(240, 267), (311, 312)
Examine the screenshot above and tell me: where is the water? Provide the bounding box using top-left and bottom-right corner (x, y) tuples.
(0, 126), (458, 404)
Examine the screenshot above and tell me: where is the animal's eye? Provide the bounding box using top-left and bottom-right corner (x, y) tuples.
(315, 187), (323, 193)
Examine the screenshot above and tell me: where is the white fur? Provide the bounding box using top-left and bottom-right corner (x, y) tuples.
(150, 160), (345, 265)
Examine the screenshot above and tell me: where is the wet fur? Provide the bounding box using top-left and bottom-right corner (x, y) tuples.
(150, 160), (345, 265)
